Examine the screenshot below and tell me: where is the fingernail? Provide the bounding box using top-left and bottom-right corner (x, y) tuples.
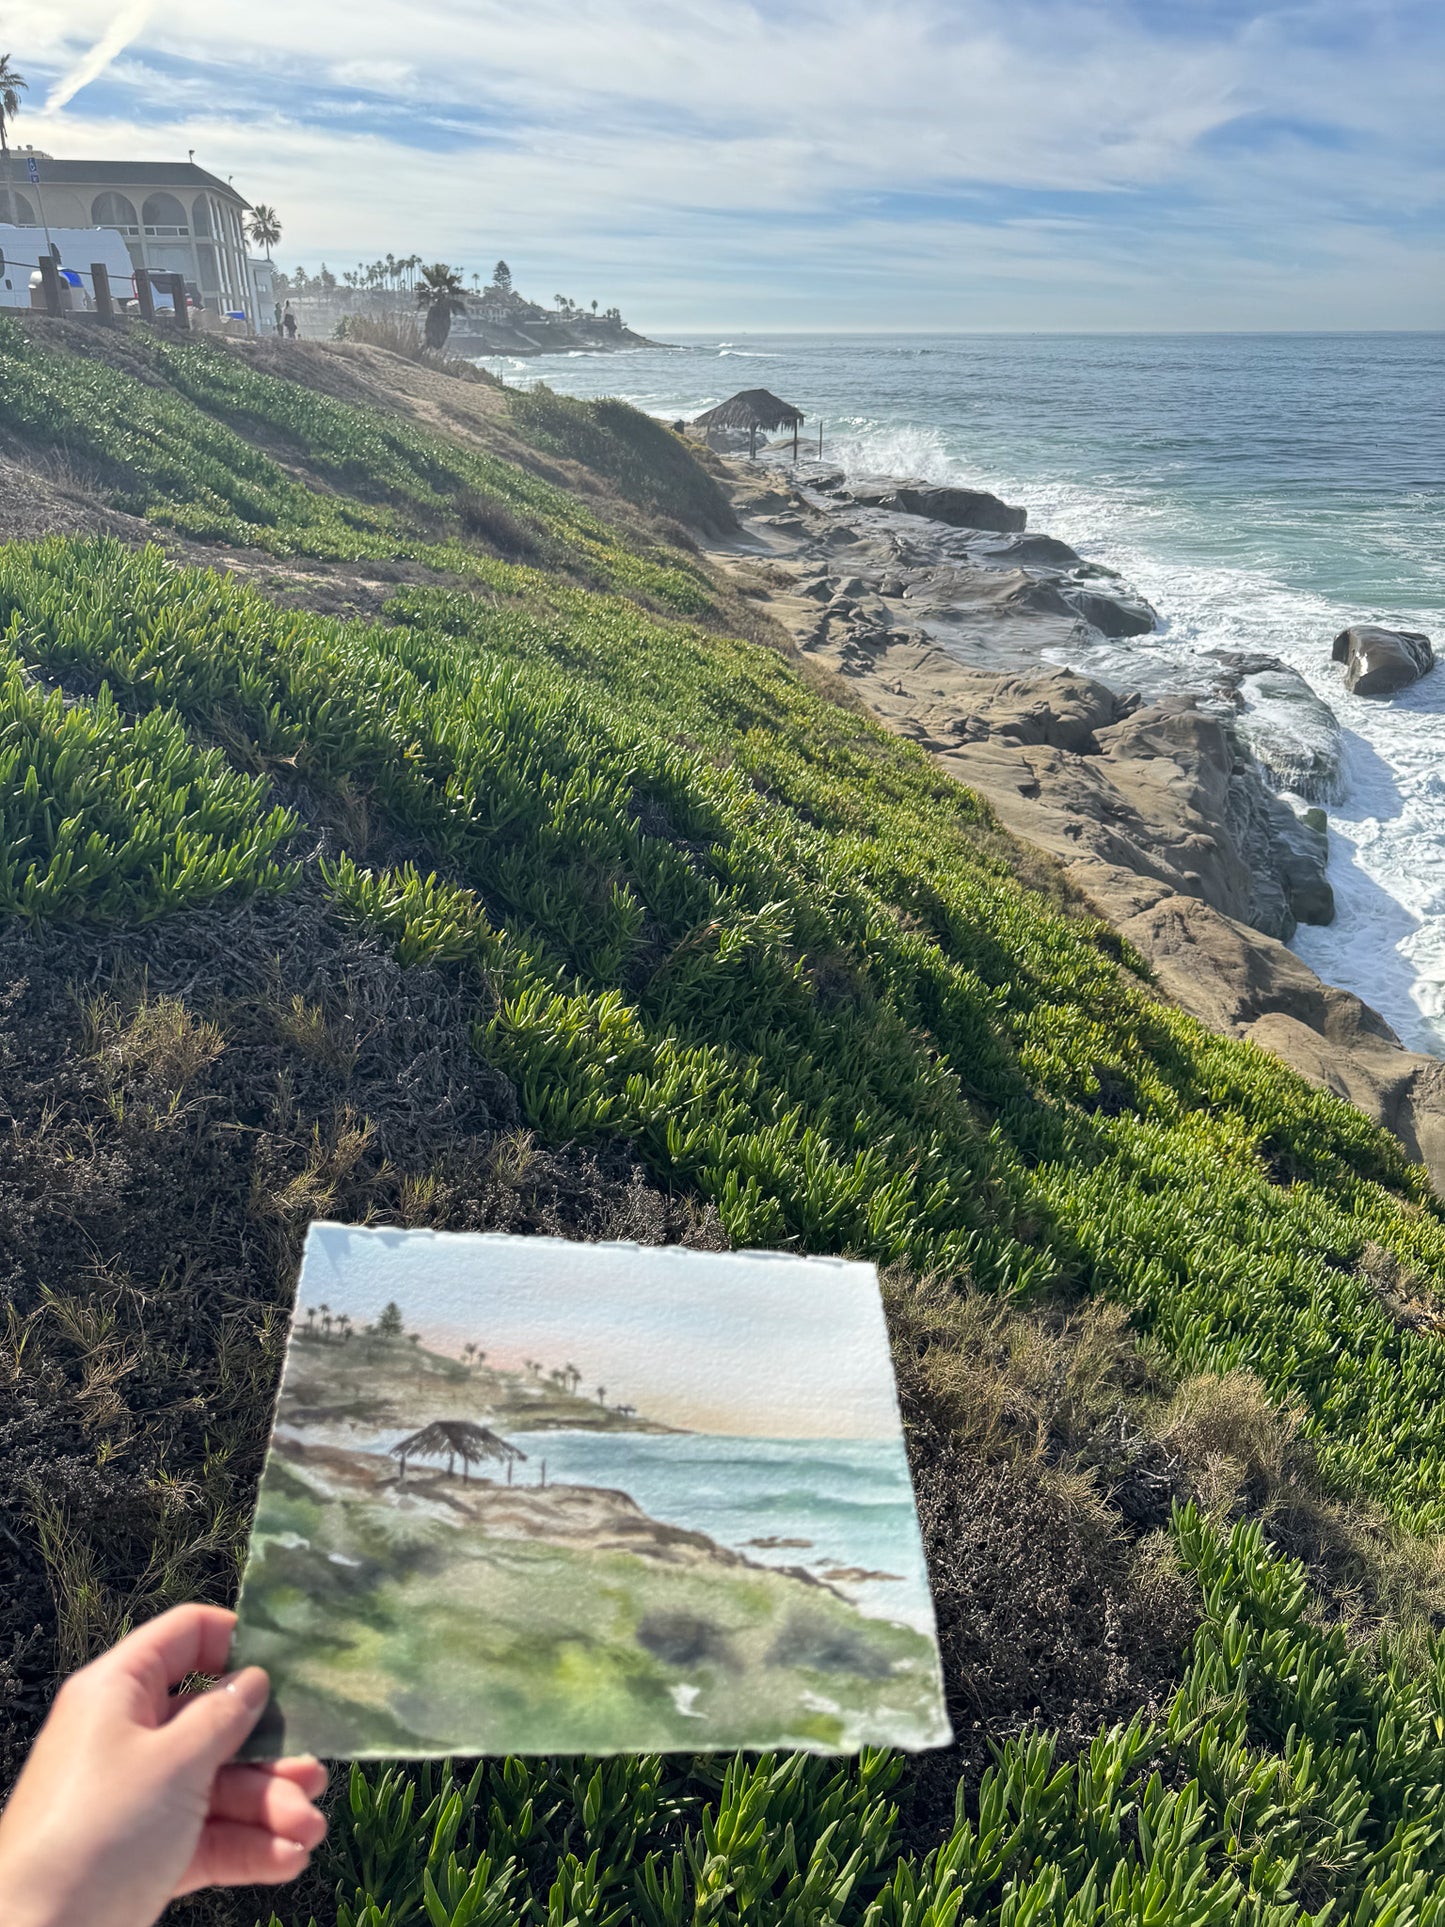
(219, 1666), (270, 1711)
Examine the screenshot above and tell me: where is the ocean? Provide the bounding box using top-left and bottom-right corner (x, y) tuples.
(502, 332), (1445, 1057)
(359, 1424), (938, 1635)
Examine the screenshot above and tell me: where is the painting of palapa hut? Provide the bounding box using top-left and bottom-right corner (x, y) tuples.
(231, 1226), (952, 1758)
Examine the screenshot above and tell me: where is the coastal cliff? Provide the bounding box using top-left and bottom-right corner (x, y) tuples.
(9, 325), (1445, 1923)
(711, 454), (1445, 1185)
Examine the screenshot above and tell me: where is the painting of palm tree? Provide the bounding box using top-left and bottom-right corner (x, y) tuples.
(391, 1419), (527, 1485)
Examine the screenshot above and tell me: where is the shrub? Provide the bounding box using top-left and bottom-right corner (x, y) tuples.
(455, 488), (543, 557)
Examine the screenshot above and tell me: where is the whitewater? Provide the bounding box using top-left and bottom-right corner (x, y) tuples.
(507, 332), (1445, 1057)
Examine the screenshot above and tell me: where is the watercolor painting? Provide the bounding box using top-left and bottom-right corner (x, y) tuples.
(231, 1226), (951, 1759)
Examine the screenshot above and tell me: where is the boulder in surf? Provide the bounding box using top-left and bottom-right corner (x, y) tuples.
(1331, 625), (1434, 697)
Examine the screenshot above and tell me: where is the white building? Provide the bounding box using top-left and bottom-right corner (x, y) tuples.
(0, 151), (259, 319)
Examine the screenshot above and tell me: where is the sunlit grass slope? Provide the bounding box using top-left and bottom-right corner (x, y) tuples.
(0, 317), (714, 613)
(5, 327), (1445, 1925)
(3, 536), (1442, 1528)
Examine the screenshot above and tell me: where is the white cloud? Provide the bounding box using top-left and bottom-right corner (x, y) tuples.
(44, 1), (156, 113)
(13, 0), (1445, 327)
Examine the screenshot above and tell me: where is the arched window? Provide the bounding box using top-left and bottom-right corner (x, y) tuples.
(191, 197), (213, 237)
(141, 192), (188, 233)
(92, 191), (139, 228)
(0, 189), (37, 224)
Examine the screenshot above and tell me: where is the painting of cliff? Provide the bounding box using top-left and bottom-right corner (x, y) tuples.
(231, 1226), (951, 1759)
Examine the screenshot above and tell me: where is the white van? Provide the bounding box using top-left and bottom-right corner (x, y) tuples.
(0, 224), (138, 310)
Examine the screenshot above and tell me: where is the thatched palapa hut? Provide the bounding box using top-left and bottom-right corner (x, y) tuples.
(693, 388), (805, 459)
(391, 1419), (528, 1485)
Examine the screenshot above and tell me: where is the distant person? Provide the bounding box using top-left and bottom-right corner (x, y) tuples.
(0, 1604), (327, 1927)
(282, 303), (297, 340)
(274, 301), (283, 336)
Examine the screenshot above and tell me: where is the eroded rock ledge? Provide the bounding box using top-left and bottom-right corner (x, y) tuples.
(711, 456), (1445, 1189)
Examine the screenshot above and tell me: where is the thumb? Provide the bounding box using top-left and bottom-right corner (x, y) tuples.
(161, 1667), (272, 1776)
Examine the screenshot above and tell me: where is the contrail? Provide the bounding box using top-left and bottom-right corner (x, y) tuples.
(45, 1), (157, 113)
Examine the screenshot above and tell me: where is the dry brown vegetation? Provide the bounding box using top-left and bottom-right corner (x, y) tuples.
(888, 1271), (1445, 1844)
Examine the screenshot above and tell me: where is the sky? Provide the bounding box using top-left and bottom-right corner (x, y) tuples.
(297, 1225), (904, 1438)
(4, 1), (1442, 330)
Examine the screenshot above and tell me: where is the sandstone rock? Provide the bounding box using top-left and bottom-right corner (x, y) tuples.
(1331, 625), (1434, 697)
(846, 479), (1026, 534)
(1114, 896), (1445, 1190)
(717, 455), (1445, 1191)
(939, 669), (1121, 754)
(1262, 795), (1334, 927)
(1060, 585), (1158, 639)
(967, 532), (1083, 569)
(1214, 657), (1344, 804)
(892, 484), (1026, 534)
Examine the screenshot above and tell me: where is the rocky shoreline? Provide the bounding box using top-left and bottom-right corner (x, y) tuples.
(708, 453), (1445, 1186)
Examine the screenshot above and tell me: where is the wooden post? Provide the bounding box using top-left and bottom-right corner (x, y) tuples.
(818, 419), (824, 457)
(749, 423), (757, 459)
(134, 271), (156, 323)
(37, 256), (64, 317)
(793, 418), (799, 462)
(165, 273), (190, 329)
(91, 263), (114, 321)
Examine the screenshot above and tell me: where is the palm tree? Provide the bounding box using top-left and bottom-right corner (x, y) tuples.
(563, 1363), (581, 1394)
(245, 204), (282, 260)
(0, 55), (26, 161)
(596, 1385), (606, 1406)
(337, 1313), (352, 1344)
(318, 1302), (332, 1340)
(416, 262), (468, 350)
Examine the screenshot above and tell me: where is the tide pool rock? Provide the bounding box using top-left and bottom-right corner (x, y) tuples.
(1331, 625), (1434, 697)
(1061, 585), (1158, 639)
(892, 484), (1026, 534)
(1225, 658), (1344, 804)
(846, 478), (1026, 534)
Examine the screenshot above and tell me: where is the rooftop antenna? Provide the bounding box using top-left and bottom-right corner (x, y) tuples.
(188, 148), (195, 162)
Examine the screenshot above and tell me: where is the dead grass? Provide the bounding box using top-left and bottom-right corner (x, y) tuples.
(0, 885), (727, 1790)
(888, 1269), (1445, 1711)
(82, 988), (225, 1118)
(331, 313), (500, 387)
(1154, 1367), (1445, 1651)
(455, 489), (544, 558)
(1356, 1238), (1445, 1335)
(274, 993), (363, 1077)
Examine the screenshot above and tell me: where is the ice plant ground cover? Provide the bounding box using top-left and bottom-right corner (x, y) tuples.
(3, 320), (1445, 1924)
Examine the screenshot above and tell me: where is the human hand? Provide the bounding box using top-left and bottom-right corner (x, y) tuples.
(0, 1604), (327, 1927)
